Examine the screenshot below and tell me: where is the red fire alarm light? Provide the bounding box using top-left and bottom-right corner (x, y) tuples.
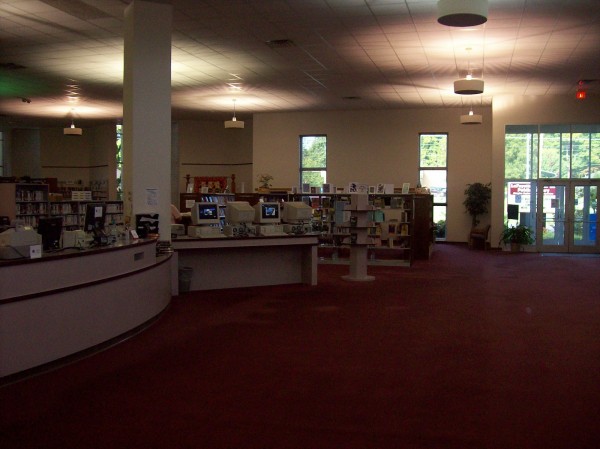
(576, 89), (586, 100)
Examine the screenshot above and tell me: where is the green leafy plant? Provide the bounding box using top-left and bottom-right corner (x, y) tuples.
(463, 182), (492, 227)
(499, 224), (535, 247)
(257, 173), (273, 189)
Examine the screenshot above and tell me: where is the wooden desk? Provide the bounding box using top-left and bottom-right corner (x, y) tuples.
(172, 235), (318, 292)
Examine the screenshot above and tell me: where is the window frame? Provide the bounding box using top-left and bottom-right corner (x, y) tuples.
(419, 132), (448, 240)
(299, 134), (327, 188)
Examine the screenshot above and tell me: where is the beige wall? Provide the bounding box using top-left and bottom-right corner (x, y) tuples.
(253, 108), (493, 243)
(177, 119), (253, 194)
(11, 128), (41, 178)
(9, 94), (600, 246)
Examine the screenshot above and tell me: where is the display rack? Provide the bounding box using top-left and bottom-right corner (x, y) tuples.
(297, 192), (433, 267)
(337, 193), (376, 281)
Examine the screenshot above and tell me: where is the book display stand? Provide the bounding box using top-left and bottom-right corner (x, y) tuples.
(338, 193), (376, 281)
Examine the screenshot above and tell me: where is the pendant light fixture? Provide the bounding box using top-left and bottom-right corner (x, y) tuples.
(454, 48), (484, 95)
(64, 111), (82, 136)
(437, 0), (488, 27)
(224, 99), (244, 129)
(460, 109), (482, 125)
(454, 75), (484, 95)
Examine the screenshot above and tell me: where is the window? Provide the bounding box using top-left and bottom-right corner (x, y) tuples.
(504, 124), (600, 230)
(116, 124), (123, 200)
(505, 124), (600, 182)
(419, 133), (447, 240)
(299, 135), (327, 188)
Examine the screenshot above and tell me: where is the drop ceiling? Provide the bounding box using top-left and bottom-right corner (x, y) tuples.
(0, 0), (599, 127)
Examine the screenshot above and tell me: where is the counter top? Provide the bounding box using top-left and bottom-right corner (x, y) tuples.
(0, 238), (157, 267)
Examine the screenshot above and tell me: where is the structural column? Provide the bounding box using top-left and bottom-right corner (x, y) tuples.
(123, 0), (172, 238)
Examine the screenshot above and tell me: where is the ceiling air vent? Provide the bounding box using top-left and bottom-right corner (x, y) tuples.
(265, 39), (295, 49)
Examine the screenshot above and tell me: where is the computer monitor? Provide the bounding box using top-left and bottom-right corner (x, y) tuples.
(282, 201), (313, 223)
(37, 216), (63, 250)
(83, 203), (106, 234)
(191, 202), (220, 225)
(226, 201), (255, 224)
(253, 202), (280, 224)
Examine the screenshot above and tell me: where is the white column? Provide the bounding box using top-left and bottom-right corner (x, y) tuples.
(123, 0), (172, 239)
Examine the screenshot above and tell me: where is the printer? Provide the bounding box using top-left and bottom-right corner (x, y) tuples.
(0, 227), (42, 259)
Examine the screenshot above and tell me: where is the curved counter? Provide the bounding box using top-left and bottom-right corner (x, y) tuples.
(0, 239), (172, 380)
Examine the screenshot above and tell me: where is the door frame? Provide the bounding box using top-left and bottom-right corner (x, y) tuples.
(536, 179), (600, 253)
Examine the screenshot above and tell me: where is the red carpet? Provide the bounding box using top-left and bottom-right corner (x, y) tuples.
(1, 244), (600, 449)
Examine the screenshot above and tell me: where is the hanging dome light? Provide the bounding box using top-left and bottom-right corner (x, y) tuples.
(64, 119), (82, 136)
(460, 109), (482, 125)
(224, 99), (244, 129)
(454, 74), (484, 95)
(437, 0), (488, 27)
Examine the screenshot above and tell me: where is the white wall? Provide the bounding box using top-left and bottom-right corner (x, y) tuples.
(253, 108), (493, 243)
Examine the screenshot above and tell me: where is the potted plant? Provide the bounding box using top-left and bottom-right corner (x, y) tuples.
(257, 173), (273, 191)
(463, 182), (492, 227)
(499, 224), (534, 252)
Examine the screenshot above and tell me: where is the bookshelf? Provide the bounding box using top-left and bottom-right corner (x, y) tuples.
(0, 182), (50, 228)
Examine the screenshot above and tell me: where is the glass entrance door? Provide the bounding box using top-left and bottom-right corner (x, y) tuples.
(537, 180), (599, 253)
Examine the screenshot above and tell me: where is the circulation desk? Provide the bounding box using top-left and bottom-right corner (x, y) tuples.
(172, 235), (318, 292)
(0, 239), (172, 380)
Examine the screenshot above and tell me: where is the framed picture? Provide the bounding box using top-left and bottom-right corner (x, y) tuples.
(376, 184), (385, 194)
(301, 183), (311, 194)
(322, 183), (334, 194)
(357, 183), (369, 194)
(369, 186), (376, 194)
(402, 183), (410, 194)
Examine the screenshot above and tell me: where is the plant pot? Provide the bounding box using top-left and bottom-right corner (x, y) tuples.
(510, 242), (521, 252)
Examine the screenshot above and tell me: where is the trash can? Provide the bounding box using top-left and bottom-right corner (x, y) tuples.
(178, 266), (193, 293)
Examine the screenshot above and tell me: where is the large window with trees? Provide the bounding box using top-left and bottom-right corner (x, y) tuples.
(419, 133), (447, 240)
(505, 124), (600, 181)
(300, 135), (327, 188)
(504, 124), (600, 233)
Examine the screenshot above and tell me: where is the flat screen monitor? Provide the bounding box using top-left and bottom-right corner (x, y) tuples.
(37, 216), (63, 250)
(225, 201), (255, 224)
(83, 203), (106, 234)
(191, 202), (220, 225)
(282, 201), (313, 223)
(254, 202), (280, 224)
